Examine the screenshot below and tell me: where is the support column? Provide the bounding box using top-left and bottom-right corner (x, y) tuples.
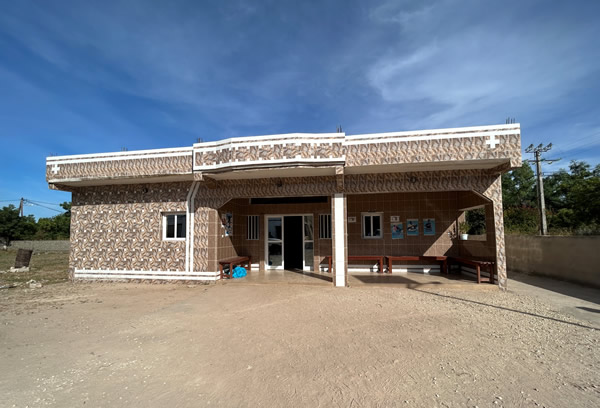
(332, 193), (347, 287)
(482, 176), (507, 290)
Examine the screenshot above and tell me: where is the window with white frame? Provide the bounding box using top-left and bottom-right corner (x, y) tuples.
(362, 212), (383, 239)
(247, 215), (259, 240)
(163, 213), (186, 240)
(319, 214), (332, 239)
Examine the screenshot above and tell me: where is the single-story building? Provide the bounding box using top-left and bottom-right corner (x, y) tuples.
(46, 123), (522, 289)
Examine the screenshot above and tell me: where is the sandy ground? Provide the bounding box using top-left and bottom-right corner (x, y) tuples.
(1, 277), (599, 407)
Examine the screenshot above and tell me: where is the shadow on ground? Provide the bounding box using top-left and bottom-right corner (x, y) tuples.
(509, 272), (600, 305)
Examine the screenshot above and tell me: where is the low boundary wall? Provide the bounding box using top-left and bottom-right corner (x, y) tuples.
(506, 235), (600, 288)
(9, 240), (70, 252)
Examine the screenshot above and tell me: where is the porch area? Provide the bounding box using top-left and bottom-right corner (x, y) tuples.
(222, 268), (491, 289)
(214, 189), (499, 287)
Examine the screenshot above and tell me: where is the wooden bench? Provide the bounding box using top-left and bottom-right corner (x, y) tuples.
(218, 256), (252, 280)
(349, 255), (385, 273)
(386, 256), (448, 275)
(449, 257), (495, 284)
(322, 255), (385, 273)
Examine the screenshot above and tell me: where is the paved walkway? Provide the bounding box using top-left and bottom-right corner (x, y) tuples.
(225, 269), (488, 289)
(508, 272), (600, 326)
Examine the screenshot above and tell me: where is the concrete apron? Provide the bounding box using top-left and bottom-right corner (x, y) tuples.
(221, 269), (497, 289)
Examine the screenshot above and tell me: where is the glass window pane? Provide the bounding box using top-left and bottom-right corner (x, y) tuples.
(268, 243), (282, 267)
(364, 216), (372, 237)
(268, 218), (282, 241)
(304, 215), (313, 241)
(304, 242), (314, 268)
(166, 215), (175, 238)
(373, 216), (381, 237)
(176, 215), (186, 238)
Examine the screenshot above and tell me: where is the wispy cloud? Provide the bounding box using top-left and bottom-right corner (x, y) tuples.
(0, 0), (599, 218)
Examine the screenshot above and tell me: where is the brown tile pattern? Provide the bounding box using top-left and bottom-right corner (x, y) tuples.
(344, 134), (521, 168)
(69, 182), (190, 271)
(194, 142), (344, 169)
(47, 152), (192, 182)
(48, 126), (520, 184)
(66, 170), (508, 288)
(346, 192), (461, 259)
(480, 176), (507, 288)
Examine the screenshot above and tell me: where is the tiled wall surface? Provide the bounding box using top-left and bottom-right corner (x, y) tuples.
(70, 182), (190, 272)
(48, 125), (521, 184)
(346, 192), (460, 258)
(66, 170), (507, 287)
(47, 149), (192, 182)
(216, 198), (331, 271)
(194, 135), (345, 171)
(344, 133), (521, 168)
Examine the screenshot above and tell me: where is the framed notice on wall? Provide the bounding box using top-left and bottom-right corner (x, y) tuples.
(221, 213), (233, 236)
(391, 222), (404, 239)
(423, 218), (435, 236)
(407, 219), (419, 236)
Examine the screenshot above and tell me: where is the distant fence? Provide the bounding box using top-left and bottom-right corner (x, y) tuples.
(506, 235), (600, 288)
(9, 240), (70, 252)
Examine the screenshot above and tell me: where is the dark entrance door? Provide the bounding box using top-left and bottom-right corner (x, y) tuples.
(283, 216), (303, 269)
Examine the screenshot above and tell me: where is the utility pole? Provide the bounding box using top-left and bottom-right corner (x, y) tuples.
(525, 144), (560, 235)
(18, 198), (24, 217)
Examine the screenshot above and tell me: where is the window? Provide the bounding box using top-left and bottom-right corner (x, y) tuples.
(247, 215), (259, 240)
(319, 214), (332, 239)
(163, 213), (186, 240)
(362, 213), (383, 239)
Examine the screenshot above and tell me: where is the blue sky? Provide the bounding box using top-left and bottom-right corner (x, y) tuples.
(1, 0), (599, 219)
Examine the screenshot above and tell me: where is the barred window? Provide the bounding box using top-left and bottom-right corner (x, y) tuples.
(247, 215), (259, 240)
(319, 214), (331, 239)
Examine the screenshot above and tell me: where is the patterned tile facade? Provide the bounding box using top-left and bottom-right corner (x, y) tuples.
(48, 125), (521, 183)
(47, 149), (193, 183)
(70, 182), (189, 272)
(51, 124), (520, 289)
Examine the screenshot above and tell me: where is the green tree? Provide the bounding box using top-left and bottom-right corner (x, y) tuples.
(0, 205), (38, 245)
(466, 208), (486, 235)
(33, 202), (71, 240)
(544, 161), (600, 232)
(501, 162), (536, 209)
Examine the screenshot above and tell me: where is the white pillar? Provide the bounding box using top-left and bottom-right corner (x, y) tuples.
(332, 193), (347, 287)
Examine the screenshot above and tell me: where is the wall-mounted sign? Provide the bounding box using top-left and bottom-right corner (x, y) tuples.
(390, 216), (399, 222)
(423, 218), (435, 236)
(348, 216), (356, 223)
(407, 219), (419, 236)
(221, 213), (233, 236)
(391, 222), (404, 239)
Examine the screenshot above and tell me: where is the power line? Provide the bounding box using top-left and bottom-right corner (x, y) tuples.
(27, 199), (64, 206)
(24, 200), (63, 213)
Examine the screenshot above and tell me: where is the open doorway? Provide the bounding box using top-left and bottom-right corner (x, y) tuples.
(284, 216), (303, 269)
(265, 214), (313, 270)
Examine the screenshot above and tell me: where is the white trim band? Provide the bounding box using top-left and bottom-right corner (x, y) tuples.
(74, 269), (220, 281)
(47, 146), (193, 161)
(344, 130), (518, 146)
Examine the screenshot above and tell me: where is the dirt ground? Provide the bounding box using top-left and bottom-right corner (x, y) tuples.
(1, 277), (599, 407)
